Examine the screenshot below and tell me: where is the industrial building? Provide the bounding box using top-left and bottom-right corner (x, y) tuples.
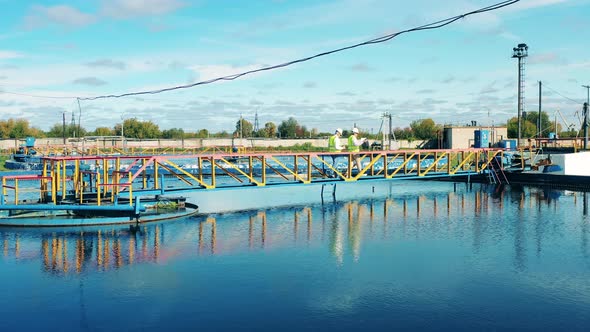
(443, 125), (509, 149)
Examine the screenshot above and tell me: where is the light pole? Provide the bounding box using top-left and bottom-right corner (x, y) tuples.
(62, 111), (67, 145)
(120, 115), (126, 150)
(512, 43), (528, 147)
(583, 85), (589, 149)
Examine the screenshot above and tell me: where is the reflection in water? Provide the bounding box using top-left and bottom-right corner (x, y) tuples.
(1, 184), (589, 276)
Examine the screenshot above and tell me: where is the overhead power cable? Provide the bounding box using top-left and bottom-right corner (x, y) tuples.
(543, 83), (584, 105)
(0, 89), (76, 99)
(79, 0), (521, 101)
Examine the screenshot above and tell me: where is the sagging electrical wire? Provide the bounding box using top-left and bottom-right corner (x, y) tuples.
(78, 0), (521, 101)
(543, 83), (584, 105)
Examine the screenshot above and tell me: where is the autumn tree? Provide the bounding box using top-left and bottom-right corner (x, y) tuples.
(263, 122), (277, 138)
(0, 119), (44, 138)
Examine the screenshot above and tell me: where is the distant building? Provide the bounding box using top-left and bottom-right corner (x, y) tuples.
(443, 125), (508, 149)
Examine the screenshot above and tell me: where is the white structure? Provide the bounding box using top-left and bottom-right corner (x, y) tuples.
(550, 152), (590, 176)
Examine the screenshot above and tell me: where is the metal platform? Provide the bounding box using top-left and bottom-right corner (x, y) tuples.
(0, 148), (505, 226)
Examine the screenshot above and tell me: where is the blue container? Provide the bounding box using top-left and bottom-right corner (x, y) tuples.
(543, 165), (562, 173)
(499, 139), (517, 150)
(549, 132), (557, 139)
(25, 137), (36, 147)
(508, 139), (517, 150)
(474, 130), (490, 148)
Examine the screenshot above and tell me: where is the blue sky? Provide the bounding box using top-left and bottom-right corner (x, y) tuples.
(0, 0), (589, 134)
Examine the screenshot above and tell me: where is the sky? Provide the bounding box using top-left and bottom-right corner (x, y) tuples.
(0, 0), (589, 134)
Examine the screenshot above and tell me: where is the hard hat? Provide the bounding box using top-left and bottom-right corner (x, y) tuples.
(336, 128), (343, 134)
(352, 128), (359, 134)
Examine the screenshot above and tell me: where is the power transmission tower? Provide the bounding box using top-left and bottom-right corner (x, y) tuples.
(70, 111), (76, 138)
(254, 111), (260, 137)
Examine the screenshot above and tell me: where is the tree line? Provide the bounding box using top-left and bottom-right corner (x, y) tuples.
(0, 116), (484, 141)
(1, 112), (577, 140)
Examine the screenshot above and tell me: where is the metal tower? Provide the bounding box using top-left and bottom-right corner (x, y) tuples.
(254, 111), (260, 136)
(512, 43), (528, 147)
(70, 111), (76, 138)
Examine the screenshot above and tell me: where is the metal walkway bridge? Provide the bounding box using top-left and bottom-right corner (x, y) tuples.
(1, 148), (506, 208)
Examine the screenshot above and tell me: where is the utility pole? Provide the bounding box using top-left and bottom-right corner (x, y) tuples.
(584, 85), (589, 150)
(538, 81), (542, 138)
(584, 102), (589, 150)
(388, 114), (392, 150)
(381, 112), (393, 150)
(512, 43), (528, 147)
(62, 112), (66, 145)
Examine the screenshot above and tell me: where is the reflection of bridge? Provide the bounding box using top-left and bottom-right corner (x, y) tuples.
(1, 184), (587, 274)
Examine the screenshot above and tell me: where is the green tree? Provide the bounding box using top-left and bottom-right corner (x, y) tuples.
(410, 118), (440, 140)
(118, 118), (161, 139)
(507, 116), (554, 139)
(278, 117), (299, 138)
(47, 123), (86, 138)
(234, 118), (253, 138)
(196, 129), (209, 138)
(93, 127), (114, 136)
(393, 127), (414, 140)
(524, 111), (553, 136)
(162, 128), (185, 139)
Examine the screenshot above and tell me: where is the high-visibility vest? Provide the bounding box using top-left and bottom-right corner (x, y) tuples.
(348, 135), (360, 152)
(328, 135), (339, 152)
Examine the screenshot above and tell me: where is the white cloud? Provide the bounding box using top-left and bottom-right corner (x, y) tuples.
(100, 0), (187, 18)
(86, 59), (127, 70)
(528, 52), (565, 65)
(73, 77), (108, 86)
(506, 0), (570, 12)
(0, 50), (22, 60)
(349, 63), (373, 72)
(24, 5), (96, 29)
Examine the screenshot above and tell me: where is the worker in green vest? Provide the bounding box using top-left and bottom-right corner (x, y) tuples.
(326, 128), (343, 177)
(348, 128), (367, 175)
(328, 128), (343, 152)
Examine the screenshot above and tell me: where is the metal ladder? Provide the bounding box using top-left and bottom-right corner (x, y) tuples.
(487, 157), (510, 185)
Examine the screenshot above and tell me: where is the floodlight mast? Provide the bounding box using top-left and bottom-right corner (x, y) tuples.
(512, 43), (528, 147)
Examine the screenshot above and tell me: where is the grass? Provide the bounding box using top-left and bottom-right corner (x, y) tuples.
(0, 156), (9, 171)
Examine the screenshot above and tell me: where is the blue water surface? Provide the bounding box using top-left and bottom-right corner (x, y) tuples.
(1, 181), (590, 331)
